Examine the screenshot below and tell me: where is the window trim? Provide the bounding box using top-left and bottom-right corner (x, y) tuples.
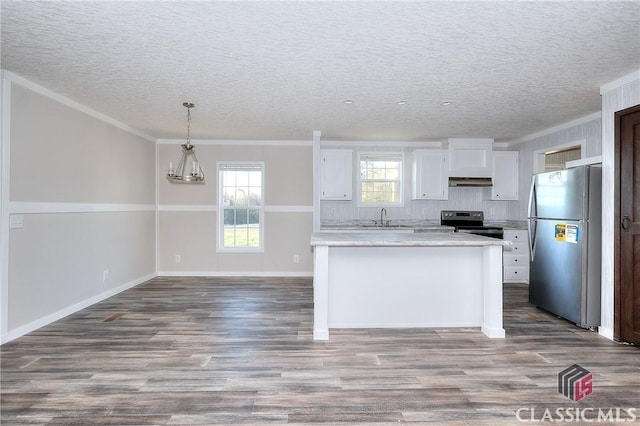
(217, 161), (265, 253)
(357, 152), (404, 207)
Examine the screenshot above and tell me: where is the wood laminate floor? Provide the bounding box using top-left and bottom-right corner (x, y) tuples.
(1, 277), (638, 425)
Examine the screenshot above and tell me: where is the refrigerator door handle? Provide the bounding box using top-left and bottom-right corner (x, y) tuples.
(528, 219), (537, 261)
(528, 175), (537, 219)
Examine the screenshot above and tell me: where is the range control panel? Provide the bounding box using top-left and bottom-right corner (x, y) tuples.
(440, 210), (485, 225)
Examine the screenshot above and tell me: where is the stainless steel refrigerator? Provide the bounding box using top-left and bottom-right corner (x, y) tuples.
(528, 165), (602, 328)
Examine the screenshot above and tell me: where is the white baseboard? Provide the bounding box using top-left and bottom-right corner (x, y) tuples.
(329, 322), (482, 328)
(157, 271), (313, 278)
(1, 272), (156, 345)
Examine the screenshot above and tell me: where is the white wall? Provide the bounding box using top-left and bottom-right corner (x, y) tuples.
(599, 70), (640, 340)
(1, 72), (157, 343)
(157, 142), (314, 276)
(319, 143), (512, 222)
(507, 113), (602, 220)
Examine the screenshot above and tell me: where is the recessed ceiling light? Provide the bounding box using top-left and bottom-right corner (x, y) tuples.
(441, 101), (452, 106)
(397, 100), (407, 105)
(343, 99), (354, 105)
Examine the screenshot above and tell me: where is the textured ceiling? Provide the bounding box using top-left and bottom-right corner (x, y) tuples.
(1, 1), (639, 142)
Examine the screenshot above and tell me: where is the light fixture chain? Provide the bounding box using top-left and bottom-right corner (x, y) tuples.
(186, 104), (191, 147)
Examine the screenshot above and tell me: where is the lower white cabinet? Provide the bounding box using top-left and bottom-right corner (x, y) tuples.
(503, 229), (529, 283)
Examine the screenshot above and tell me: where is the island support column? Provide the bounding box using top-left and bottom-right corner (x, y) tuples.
(313, 245), (329, 340)
(482, 244), (506, 338)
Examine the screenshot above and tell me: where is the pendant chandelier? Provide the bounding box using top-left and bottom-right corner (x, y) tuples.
(167, 102), (205, 184)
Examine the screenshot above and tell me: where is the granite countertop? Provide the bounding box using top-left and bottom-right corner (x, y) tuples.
(311, 231), (509, 247)
(321, 219), (527, 231)
(320, 220), (455, 232)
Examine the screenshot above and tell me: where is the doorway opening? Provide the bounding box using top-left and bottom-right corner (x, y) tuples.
(544, 146), (582, 171)
(533, 140), (585, 174)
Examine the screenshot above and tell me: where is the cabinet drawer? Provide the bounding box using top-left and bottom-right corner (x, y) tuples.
(504, 230), (528, 241)
(503, 242), (528, 254)
(504, 266), (529, 282)
(504, 255), (528, 267)
(510, 242), (529, 255)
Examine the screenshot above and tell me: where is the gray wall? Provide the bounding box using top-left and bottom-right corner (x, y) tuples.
(157, 143), (314, 275)
(2, 75), (156, 342)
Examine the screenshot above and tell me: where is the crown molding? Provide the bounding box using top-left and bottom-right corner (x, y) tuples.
(158, 139), (312, 146)
(507, 111), (601, 146)
(1, 70), (156, 142)
(600, 69), (640, 94)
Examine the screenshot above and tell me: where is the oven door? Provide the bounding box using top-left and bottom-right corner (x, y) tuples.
(455, 226), (504, 239)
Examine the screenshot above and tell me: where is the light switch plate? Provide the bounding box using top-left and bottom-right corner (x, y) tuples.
(9, 215), (24, 229)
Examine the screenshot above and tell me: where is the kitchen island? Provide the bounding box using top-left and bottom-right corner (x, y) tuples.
(310, 231), (507, 340)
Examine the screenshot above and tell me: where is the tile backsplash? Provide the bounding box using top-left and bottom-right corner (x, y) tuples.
(321, 186), (511, 222)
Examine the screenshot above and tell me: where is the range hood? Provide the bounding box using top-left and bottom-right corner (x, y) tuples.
(448, 177), (493, 187)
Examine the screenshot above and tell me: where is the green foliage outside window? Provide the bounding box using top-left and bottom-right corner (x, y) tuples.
(220, 166), (263, 249)
(360, 157), (402, 204)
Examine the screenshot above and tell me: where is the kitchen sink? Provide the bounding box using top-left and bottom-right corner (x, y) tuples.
(357, 223), (410, 229)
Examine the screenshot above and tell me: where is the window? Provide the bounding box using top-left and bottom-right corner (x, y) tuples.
(359, 153), (403, 205)
(218, 163), (264, 251)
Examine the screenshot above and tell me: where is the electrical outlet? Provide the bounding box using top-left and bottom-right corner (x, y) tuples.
(103, 269), (110, 282)
(9, 215), (24, 229)
(175, 254), (181, 263)
(293, 254), (300, 263)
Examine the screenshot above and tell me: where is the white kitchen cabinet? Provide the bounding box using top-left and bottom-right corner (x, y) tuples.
(492, 151), (519, 200)
(503, 229), (529, 283)
(448, 138), (493, 178)
(320, 149), (352, 200)
(411, 149), (449, 200)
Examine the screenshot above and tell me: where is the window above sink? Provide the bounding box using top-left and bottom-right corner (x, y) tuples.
(358, 152), (404, 206)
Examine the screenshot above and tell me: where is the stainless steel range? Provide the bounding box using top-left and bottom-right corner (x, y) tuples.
(440, 210), (504, 239)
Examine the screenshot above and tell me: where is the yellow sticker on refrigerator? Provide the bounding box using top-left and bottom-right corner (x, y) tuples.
(555, 223), (578, 243)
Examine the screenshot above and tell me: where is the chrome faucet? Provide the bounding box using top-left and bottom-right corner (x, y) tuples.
(380, 208), (387, 226)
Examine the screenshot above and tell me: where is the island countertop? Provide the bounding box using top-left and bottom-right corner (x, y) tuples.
(311, 231), (508, 247)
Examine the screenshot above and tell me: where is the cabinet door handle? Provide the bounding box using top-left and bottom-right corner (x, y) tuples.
(621, 215), (630, 232)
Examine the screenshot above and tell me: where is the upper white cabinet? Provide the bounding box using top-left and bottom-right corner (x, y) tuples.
(320, 149), (353, 200)
(448, 138), (493, 178)
(491, 151), (519, 200)
(411, 149), (449, 200)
